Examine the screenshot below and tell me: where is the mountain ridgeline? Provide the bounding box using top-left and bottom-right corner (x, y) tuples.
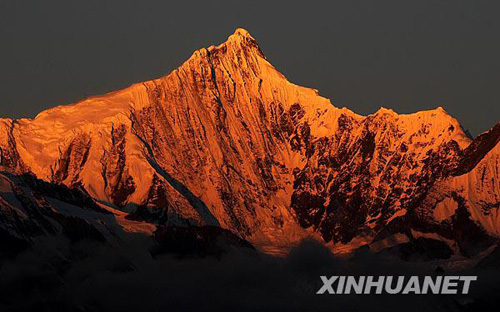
(1, 29), (499, 258)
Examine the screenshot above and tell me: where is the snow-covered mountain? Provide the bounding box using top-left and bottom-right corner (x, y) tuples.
(1, 29), (499, 257)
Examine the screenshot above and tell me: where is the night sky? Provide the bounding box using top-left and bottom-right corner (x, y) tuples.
(1, 0), (498, 135)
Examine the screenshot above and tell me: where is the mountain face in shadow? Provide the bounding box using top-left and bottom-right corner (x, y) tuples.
(0, 28), (499, 259)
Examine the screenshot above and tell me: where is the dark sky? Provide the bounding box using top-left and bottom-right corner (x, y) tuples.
(0, 0), (498, 135)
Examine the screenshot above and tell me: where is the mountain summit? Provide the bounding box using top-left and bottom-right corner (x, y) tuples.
(1, 29), (499, 256)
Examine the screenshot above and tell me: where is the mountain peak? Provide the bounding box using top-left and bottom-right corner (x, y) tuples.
(230, 28), (254, 40)
(216, 28), (261, 53)
(375, 107), (396, 116)
(181, 28), (267, 77)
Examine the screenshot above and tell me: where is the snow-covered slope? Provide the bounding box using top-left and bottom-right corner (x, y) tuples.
(0, 29), (498, 256)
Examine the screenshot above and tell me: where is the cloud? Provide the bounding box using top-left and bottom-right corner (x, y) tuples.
(0, 234), (498, 311)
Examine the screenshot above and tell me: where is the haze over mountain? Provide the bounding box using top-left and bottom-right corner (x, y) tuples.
(0, 29), (499, 259)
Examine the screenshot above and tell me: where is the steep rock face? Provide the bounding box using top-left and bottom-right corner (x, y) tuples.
(0, 29), (498, 255)
(0, 119), (26, 173)
(290, 107), (472, 245)
(422, 123), (500, 240)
